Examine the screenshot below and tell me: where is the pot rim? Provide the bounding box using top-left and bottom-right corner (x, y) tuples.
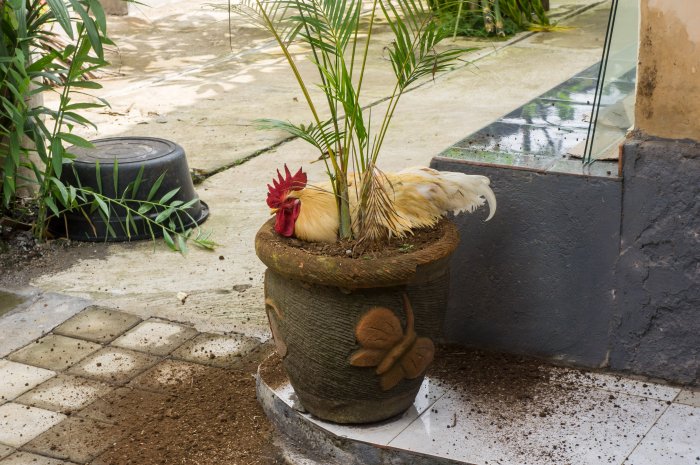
(255, 218), (459, 289)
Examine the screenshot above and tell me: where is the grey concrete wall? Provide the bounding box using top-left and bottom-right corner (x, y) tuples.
(611, 137), (700, 384)
(431, 157), (622, 368)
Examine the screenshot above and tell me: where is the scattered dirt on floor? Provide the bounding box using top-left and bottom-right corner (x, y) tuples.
(88, 344), (284, 465)
(428, 345), (622, 463)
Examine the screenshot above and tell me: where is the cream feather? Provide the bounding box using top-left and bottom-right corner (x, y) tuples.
(289, 166), (496, 243)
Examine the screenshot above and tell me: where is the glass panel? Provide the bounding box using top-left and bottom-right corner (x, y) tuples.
(584, 0), (639, 163)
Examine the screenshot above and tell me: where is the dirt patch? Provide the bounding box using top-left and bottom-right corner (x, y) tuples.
(258, 352), (288, 390)
(273, 219), (447, 259)
(0, 222), (108, 288)
(87, 343), (284, 465)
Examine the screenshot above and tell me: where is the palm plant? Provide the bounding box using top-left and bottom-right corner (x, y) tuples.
(234, 0), (470, 243)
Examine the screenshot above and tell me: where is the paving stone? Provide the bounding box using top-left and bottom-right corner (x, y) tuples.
(0, 403), (65, 447)
(66, 347), (159, 385)
(0, 451), (75, 465)
(23, 416), (123, 464)
(0, 444), (13, 460)
(111, 319), (197, 356)
(52, 306), (142, 344)
(171, 333), (260, 368)
(15, 375), (112, 414)
(78, 386), (174, 426)
(0, 360), (55, 404)
(7, 335), (102, 371)
(128, 359), (209, 395)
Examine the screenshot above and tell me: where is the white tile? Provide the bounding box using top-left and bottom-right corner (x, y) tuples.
(549, 367), (680, 401)
(675, 390), (700, 408)
(0, 444), (13, 460)
(274, 377), (446, 445)
(0, 360), (55, 403)
(66, 347), (159, 385)
(111, 319), (197, 356)
(624, 403), (700, 465)
(390, 385), (669, 465)
(15, 375), (112, 413)
(0, 403), (65, 447)
(0, 451), (73, 464)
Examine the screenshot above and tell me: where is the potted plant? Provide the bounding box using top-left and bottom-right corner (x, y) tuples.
(242, 0), (496, 423)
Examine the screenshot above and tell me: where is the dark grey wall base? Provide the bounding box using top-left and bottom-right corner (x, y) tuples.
(611, 137), (700, 384)
(431, 157), (622, 368)
(432, 136), (699, 386)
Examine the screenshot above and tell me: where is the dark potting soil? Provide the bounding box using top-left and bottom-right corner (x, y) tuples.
(271, 219), (448, 259)
(91, 345), (284, 465)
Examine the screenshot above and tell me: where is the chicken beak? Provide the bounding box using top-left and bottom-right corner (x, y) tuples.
(270, 208), (279, 215)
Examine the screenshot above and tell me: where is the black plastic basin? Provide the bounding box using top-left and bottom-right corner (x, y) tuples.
(50, 137), (209, 241)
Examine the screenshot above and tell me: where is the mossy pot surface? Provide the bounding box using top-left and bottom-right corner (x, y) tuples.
(255, 219), (460, 424)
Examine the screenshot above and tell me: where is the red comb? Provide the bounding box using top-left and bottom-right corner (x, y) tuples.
(266, 165), (307, 208)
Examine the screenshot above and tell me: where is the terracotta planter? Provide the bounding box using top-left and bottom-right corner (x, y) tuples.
(255, 219), (460, 424)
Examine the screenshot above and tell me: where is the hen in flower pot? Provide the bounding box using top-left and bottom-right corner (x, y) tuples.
(238, 0), (497, 424)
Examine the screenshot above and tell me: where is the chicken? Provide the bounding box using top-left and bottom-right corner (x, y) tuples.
(266, 165), (496, 243)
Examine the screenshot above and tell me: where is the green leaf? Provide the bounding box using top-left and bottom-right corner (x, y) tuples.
(159, 187), (180, 204)
(155, 207), (176, 224)
(162, 229), (177, 251)
(146, 173), (166, 201)
(58, 132), (94, 148)
(51, 139), (64, 178)
(177, 234), (188, 254)
(46, 0), (74, 38)
(44, 196), (61, 218)
(93, 194), (110, 218)
(67, 0), (104, 58)
(50, 177), (69, 205)
(112, 158), (119, 194)
(94, 160), (103, 193)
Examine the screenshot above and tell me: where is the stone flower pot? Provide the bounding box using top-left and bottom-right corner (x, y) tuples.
(254, 219), (460, 424)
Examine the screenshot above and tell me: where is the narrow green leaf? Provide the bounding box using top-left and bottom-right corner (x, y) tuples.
(46, 0), (74, 38)
(146, 173), (166, 201)
(162, 229), (177, 251)
(58, 132), (94, 148)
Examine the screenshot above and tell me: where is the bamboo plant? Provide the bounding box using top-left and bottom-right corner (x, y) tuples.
(234, 0), (470, 242)
(1, 0), (214, 252)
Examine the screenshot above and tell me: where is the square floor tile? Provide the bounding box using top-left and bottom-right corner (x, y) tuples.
(52, 307), (142, 344)
(0, 360), (55, 403)
(78, 387), (174, 426)
(0, 444), (13, 460)
(111, 319), (197, 356)
(674, 390), (700, 408)
(8, 335), (102, 371)
(172, 333), (259, 368)
(623, 403), (700, 465)
(0, 451), (74, 465)
(23, 416), (123, 463)
(549, 367), (680, 401)
(0, 403), (65, 447)
(389, 385), (669, 465)
(128, 359), (209, 395)
(275, 377), (447, 446)
(66, 347), (159, 385)
(15, 375), (112, 414)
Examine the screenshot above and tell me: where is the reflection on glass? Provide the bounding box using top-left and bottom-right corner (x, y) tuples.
(584, 0), (639, 163)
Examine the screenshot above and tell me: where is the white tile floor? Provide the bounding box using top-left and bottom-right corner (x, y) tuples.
(0, 451), (74, 465)
(0, 403), (65, 447)
(272, 372), (700, 465)
(623, 403), (700, 465)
